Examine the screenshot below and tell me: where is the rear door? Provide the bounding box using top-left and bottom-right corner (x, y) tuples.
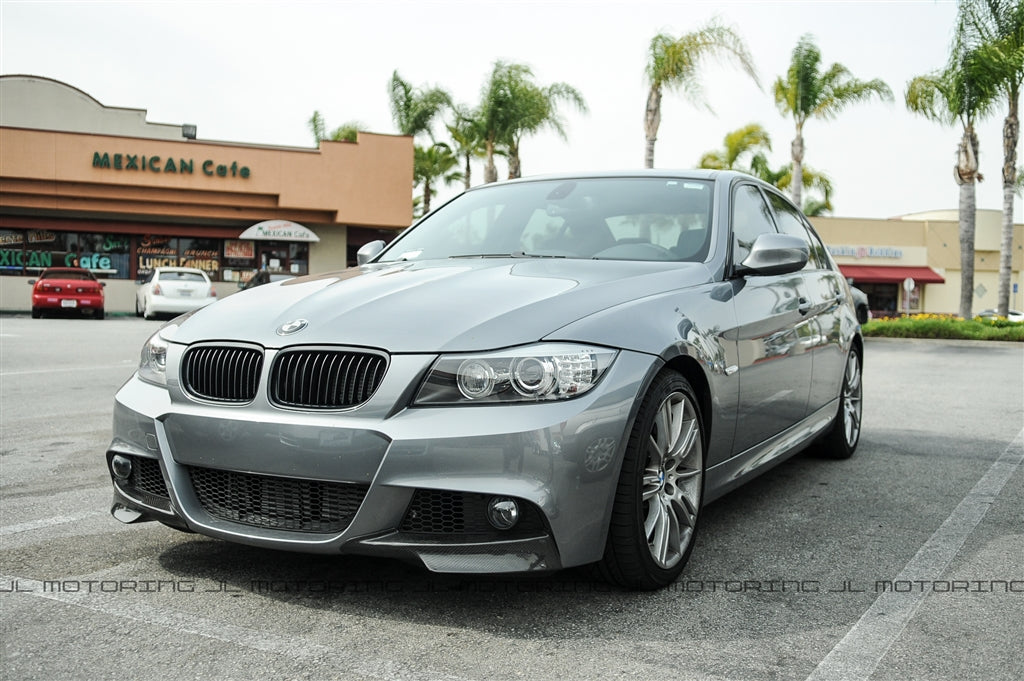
(765, 191), (847, 413)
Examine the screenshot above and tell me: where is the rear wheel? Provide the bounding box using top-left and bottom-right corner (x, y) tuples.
(94, 307), (104, 319)
(600, 369), (705, 590)
(818, 350), (863, 459)
(135, 297), (143, 318)
(31, 307), (41, 319)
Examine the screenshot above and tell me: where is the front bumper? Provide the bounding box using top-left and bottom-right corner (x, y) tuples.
(106, 350), (656, 573)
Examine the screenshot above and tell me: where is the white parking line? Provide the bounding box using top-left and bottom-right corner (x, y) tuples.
(0, 512), (105, 537)
(806, 427), (1024, 681)
(1, 573), (473, 680)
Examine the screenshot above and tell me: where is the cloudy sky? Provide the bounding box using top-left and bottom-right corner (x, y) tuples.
(2, 0), (1020, 220)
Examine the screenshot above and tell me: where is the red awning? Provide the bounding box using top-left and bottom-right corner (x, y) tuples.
(839, 265), (945, 285)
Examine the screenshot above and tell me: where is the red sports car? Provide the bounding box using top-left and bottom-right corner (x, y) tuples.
(28, 267), (105, 319)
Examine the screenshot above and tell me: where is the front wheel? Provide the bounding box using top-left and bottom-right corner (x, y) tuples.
(818, 350), (863, 459)
(600, 370), (705, 590)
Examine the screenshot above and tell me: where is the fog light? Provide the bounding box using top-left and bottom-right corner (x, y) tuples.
(111, 455), (133, 481)
(486, 497), (519, 530)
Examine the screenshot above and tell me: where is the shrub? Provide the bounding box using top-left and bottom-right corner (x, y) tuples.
(862, 314), (1024, 341)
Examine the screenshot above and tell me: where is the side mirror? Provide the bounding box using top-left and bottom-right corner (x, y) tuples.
(356, 240), (386, 265)
(736, 233), (808, 277)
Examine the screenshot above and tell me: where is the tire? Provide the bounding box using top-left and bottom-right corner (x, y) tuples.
(95, 307), (104, 319)
(135, 297), (143, 318)
(818, 350), (863, 459)
(31, 307), (41, 319)
(600, 369), (705, 590)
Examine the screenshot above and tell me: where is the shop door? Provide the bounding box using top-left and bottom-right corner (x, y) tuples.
(258, 245), (290, 275)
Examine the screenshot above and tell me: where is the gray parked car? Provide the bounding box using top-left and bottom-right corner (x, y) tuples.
(106, 171), (863, 590)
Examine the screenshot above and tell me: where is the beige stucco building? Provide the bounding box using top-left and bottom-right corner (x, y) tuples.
(813, 211), (1023, 316)
(0, 75), (413, 314)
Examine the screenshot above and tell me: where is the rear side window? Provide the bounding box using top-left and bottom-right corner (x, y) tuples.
(731, 185), (777, 265)
(159, 271), (207, 283)
(766, 192), (830, 270)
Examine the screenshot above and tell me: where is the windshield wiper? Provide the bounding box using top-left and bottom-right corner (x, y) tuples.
(448, 251), (568, 259)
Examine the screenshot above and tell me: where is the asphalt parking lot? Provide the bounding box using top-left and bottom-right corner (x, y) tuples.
(1, 315), (1021, 681)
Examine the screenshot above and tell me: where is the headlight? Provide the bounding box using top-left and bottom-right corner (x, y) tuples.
(138, 325), (178, 386)
(415, 343), (617, 405)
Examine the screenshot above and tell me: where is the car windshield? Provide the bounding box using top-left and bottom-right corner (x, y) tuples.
(378, 177), (714, 263)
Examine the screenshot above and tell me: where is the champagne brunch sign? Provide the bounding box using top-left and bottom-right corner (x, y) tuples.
(238, 221), (320, 242)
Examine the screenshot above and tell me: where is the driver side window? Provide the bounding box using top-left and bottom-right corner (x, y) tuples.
(731, 185), (777, 266)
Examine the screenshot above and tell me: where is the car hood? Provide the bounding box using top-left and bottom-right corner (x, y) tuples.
(168, 258), (713, 352)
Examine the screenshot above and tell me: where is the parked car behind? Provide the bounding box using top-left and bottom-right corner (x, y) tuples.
(850, 286), (870, 324)
(28, 267), (105, 319)
(107, 170), (864, 590)
(976, 308), (1024, 323)
(135, 267), (216, 319)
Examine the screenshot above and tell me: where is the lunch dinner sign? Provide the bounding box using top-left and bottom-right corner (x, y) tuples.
(239, 220), (320, 242)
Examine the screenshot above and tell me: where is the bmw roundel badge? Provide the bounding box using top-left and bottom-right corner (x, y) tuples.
(277, 319), (309, 335)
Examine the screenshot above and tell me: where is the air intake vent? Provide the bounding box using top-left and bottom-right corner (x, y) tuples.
(270, 349), (387, 409)
(188, 466), (367, 533)
(181, 345), (263, 403)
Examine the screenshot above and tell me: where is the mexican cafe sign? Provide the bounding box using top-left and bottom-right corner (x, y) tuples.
(239, 220), (320, 242)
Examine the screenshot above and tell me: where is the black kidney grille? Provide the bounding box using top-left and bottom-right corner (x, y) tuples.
(270, 350), (386, 409)
(188, 466), (368, 533)
(181, 346), (263, 403)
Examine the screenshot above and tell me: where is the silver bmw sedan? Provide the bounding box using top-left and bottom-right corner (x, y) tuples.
(106, 170), (863, 590)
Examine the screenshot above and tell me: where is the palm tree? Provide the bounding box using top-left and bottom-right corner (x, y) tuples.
(773, 35), (892, 207)
(698, 123), (772, 171)
(907, 47), (997, 319)
(446, 106), (487, 190)
(388, 71), (451, 140)
(477, 61), (587, 182)
(308, 111), (362, 143)
(959, 0), (1024, 317)
(749, 154), (835, 215)
(643, 20), (759, 169)
(414, 143), (463, 216)
(503, 78), (587, 179)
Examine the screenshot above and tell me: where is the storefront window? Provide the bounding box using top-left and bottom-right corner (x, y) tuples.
(137, 235), (179, 277)
(0, 229), (130, 278)
(179, 238), (221, 281)
(223, 239), (257, 284)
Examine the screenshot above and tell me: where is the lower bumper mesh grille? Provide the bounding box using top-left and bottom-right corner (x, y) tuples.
(113, 454), (172, 513)
(187, 466), (367, 533)
(400, 490), (547, 537)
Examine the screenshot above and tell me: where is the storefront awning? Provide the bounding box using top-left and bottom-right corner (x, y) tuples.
(839, 265), (945, 285)
(238, 220), (320, 242)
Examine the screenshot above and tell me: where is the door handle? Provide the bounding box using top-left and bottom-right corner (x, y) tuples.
(798, 297), (810, 315)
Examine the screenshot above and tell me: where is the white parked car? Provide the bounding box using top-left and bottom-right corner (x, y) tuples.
(976, 308), (1024, 323)
(136, 267), (216, 319)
